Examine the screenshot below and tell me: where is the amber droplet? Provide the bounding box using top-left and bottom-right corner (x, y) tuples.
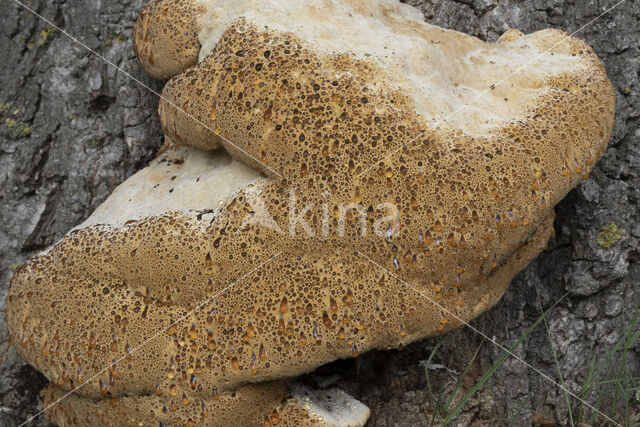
(329, 297), (338, 313)
(263, 101), (273, 121)
(322, 311), (332, 328)
(313, 322), (322, 340)
(247, 322), (256, 338)
(188, 324), (198, 339)
(410, 197), (418, 210)
(353, 187), (361, 203)
(278, 313), (285, 333)
(424, 231), (433, 244)
(270, 409), (280, 425)
(166, 368), (175, 380)
(279, 297), (288, 313)
(209, 98), (217, 121)
(250, 353), (258, 374)
(351, 342), (359, 357)
(342, 288), (353, 305)
(99, 379), (107, 396)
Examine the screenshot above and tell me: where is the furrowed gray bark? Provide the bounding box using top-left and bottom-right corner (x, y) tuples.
(0, 0), (638, 425)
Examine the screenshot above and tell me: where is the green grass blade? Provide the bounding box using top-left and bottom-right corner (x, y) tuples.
(585, 294), (640, 425)
(443, 344), (482, 416)
(537, 291), (574, 426)
(578, 351), (598, 422)
(443, 290), (571, 423)
(614, 295), (640, 425)
(424, 340), (444, 426)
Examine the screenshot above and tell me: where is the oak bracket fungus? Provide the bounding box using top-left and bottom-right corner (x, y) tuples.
(7, 0), (615, 425)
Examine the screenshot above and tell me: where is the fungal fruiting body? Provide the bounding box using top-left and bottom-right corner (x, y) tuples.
(6, 0), (615, 425)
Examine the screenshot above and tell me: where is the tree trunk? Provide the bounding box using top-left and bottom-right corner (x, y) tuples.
(0, 0), (638, 425)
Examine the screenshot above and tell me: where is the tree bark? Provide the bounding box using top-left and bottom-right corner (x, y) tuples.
(0, 0), (638, 425)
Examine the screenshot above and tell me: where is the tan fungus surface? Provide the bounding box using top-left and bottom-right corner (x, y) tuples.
(134, 0), (204, 80)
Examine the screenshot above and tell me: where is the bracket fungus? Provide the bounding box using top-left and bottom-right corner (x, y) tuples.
(7, 0), (615, 425)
